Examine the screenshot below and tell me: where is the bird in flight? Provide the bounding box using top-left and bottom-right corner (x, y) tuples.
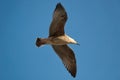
(36, 3), (79, 77)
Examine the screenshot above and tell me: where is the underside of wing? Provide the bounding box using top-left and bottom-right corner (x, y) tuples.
(52, 45), (77, 77)
(49, 3), (68, 37)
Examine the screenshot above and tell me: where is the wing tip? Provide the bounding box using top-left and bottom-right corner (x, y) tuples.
(69, 67), (77, 78)
(55, 2), (64, 10)
(71, 71), (76, 78)
(57, 2), (62, 6)
(66, 65), (76, 78)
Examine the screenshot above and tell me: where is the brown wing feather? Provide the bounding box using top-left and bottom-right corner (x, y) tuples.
(49, 3), (67, 37)
(52, 45), (77, 77)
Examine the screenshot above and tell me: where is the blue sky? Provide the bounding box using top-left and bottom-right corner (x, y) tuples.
(0, 0), (120, 80)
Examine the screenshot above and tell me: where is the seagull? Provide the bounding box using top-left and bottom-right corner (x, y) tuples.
(36, 3), (79, 77)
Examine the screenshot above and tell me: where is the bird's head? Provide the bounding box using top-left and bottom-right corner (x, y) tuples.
(36, 38), (45, 47)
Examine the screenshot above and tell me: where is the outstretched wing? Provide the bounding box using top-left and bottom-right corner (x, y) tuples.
(49, 3), (67, 37)
(52, 45), (77, 77)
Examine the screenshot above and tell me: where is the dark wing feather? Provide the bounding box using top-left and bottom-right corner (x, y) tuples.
(52, 45), (77, 77)
(49, 3), (67, 37)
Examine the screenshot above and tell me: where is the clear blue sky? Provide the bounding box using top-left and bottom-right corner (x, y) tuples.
(0, 0), (120, 80)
